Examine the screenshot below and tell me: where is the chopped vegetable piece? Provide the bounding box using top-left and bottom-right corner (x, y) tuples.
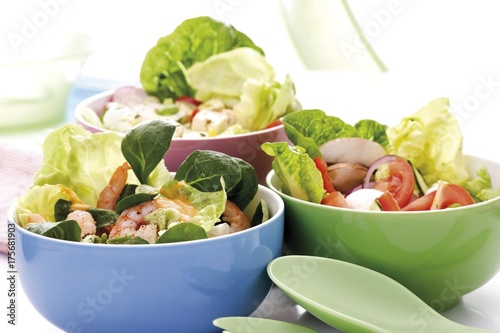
(431, 182), (475, 210)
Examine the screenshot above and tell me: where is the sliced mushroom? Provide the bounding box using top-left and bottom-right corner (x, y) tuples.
(320, 137), (387, 167)
(327, 163), (368, 194)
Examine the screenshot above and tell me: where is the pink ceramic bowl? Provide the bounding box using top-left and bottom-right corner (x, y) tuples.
(74, 88), (289, 184)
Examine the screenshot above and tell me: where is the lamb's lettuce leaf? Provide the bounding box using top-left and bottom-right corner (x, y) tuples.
(224, 157), (259, 211)
(25, 219), (81, 242)
(261, 142), (324, 203)
(386, 97), (469, 186)
(106, 235), (149, 245)
(121, 120), (176, 185)
(156, 222), (208, 244)
(174, 150), (258, 211)
(140, 16), (264, 101)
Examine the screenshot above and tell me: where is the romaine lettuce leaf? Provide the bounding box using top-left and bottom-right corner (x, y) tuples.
(261, 142), (325, 203)
(281, 109), (359, 158)
(140, 16), (264, 100)
(354, 119), (389, 148)
(386, 97), (469, 186)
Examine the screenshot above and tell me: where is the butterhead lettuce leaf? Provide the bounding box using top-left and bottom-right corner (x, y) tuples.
(463, 167), (500, 202)
(233, 73), (300, 131)
(186, 47), (274, 106)
(160, 179), (226, 232)
(386, 97), (469, 186)
(33, 124), (170, 206)
(15, 184), (82, 227)
(140, 16), (264, 101)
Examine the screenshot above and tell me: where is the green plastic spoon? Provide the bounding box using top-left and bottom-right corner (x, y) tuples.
(213, 316), (320, 333)
(267, 255), (500, 333)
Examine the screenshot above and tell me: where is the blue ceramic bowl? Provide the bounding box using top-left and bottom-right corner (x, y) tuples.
(11, 185), (284, 333)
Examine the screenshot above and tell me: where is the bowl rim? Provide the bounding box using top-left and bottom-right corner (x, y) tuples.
(266, 153), (500, 215)
(11, 184), (284, 249)
(74, 87), (286, 141)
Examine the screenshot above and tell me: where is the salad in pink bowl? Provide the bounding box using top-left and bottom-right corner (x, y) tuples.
(77, 16), (301, 138)
(76, 16), (301, 184)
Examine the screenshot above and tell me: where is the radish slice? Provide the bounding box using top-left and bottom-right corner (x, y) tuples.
(363, 155), (397, 188)
(111, 86), (150, 105)
(319, 137), (387, 167)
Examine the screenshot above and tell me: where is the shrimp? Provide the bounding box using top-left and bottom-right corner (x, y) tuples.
(67, 210), (96, 239)
(97, 162), (131, 210)
(109, 201), (157, 239)
(27, 213), (46, 224)
(221, 200), (250, 233)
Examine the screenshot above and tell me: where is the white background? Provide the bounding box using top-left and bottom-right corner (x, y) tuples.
(3, 0), (500, 156)
(2, 1), (500, 332)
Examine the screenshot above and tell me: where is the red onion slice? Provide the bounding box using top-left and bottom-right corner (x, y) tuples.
(363, 155), (397, 188)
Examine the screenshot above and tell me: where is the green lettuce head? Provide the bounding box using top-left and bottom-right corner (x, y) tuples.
(140, 16), (264, 101)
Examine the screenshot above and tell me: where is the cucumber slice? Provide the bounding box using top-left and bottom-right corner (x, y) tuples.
(409, 161), (428, 195)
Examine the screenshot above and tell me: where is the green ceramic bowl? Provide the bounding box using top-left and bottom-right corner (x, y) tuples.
(266, 154), (500, 312)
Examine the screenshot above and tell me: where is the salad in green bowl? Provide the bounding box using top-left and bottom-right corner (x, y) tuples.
(14, 120), (271, 244)
(263, 97), (500, 211)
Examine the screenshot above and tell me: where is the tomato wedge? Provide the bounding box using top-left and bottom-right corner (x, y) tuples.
(314, 156), (335, 193)
(376, 191), (401, 211)
(373, 156), (415, 208)
(321, 191), (349, 208)
(264, 119), (283, 129)
(177, 96), (201, 106)
(431, 182), (475, 209)
(402, 191), (436, 211)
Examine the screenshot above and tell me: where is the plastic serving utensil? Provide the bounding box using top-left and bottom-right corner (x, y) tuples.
(213, 316), (320, 333)
(267, 255), (500, 333)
